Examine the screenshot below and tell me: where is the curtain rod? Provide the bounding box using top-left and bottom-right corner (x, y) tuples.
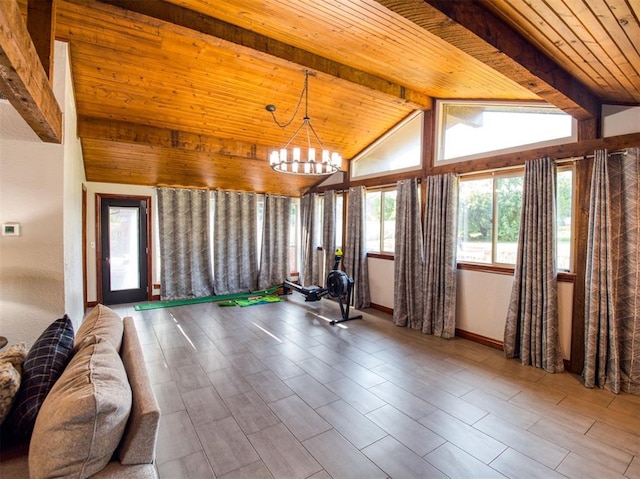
(457, 148), (629, 176)
(555, 148), (627, 164)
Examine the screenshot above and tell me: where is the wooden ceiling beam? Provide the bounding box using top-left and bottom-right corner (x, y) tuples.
(94, 0), (432, 110)
(376, 0), (600, 120)
(0, 0), (62, 142)
(78, 116), (272, 161)
(27, 0), (56, 80)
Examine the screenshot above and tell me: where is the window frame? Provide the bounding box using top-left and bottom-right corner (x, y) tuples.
(457, 166), (575, 272)
(365, 186), (397, 254)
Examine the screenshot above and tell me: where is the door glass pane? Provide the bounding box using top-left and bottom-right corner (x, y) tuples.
(109, 206), (140, 291)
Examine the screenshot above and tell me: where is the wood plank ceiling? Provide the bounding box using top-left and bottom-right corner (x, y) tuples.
(15, 0), (640, 196)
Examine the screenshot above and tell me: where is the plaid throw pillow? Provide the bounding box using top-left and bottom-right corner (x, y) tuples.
(5, 315), (74, 439)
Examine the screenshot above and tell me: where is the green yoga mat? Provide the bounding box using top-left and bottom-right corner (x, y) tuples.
(133, 286), (281, 311)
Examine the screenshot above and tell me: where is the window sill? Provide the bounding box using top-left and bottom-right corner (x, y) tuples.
(457, 262), (576, 283)
(367, 252), (395, 260)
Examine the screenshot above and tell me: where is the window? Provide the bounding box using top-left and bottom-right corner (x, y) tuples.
(457, 168), (573, 270)
(365, 188), (397, 253)
(351, 111), (423, 179)
(556, 168), (573, 271)
(335, 193), (344, 250)
(289, 199), (300, 274)
(436, 101), (576, 164)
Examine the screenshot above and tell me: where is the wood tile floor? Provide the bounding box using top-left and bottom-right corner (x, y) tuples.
(111, 295), (640, 479)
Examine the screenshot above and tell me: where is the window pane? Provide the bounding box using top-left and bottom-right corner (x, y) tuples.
(382, 190), (397, 252)
(109, 206), (140, 291)
(289, 202), (299, 273)
(335, 194), (343, 250)
(365, 191), (381, 252)
(352, 112), (422, 178)
(557, 169), (573, 271)
(495, 176), (523, 264)
(438, 102), (574, 162)
(457, 178), (493, 263)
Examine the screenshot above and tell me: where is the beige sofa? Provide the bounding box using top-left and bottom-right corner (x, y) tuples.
(0, 308), (160, 479)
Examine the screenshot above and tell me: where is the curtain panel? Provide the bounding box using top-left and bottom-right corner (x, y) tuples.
(213, 190), (258, 295)
(344, 186), (371, 309)
(393, 179), (425, 328)
(423, 174), (458, 338)
(504, 158), (564, 373)
(323, 190), (337, 283)
(157, 187), (214, 300)
(257, 195), (291, 290)
(301, 193), (322, 287)
(584, 147), (640, 394)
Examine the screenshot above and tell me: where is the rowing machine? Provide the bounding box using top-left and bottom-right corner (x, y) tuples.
(283, 250), (363, 325)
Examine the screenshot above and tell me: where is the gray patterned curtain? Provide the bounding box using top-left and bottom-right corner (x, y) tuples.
(301, 193), (322, 287)
(344, 186), (370, 309)
(393, 179), (424, 328)
(257, 195), (291, 290)
(213, 190), (258, 295)
(323, 190), (337, 282)
(504, 158), (564, 373)
(423, 174), (458, 338)
(584, 148), (640, 394)
(157, 188), (214, 300)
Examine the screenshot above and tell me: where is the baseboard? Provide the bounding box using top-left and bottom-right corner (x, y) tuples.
(369, 303), (393, 315)
(86, 300), (98, 309)
(455, 328), (504, 350)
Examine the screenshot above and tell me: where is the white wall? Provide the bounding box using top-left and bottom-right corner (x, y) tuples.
(602, 104), (640, 137)
(367, 259), (574, 360)
(368, 257), (394, 308)
(84, 182), (158, 303)
(61, 42), (87, 326)
(0, 42), (85, 344)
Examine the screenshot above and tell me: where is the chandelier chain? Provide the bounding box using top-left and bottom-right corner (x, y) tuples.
(268, 71), (310, 129)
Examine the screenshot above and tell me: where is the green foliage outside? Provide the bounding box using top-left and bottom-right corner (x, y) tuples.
(459, 172), (573, 244)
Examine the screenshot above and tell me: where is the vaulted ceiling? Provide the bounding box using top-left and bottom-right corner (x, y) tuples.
(5, 0), (640, 196)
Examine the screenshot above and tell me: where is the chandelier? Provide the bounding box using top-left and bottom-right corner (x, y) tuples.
(266, 70), (342, 175)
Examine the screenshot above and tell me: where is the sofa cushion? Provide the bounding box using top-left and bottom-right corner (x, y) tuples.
(5, 316), (74, 439)
(118, 317), (160, 465)
(29, 336), (132, 479)
(75, 304), (124, 352)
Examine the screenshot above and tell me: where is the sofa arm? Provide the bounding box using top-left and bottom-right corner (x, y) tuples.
(117, 317), (160, 465)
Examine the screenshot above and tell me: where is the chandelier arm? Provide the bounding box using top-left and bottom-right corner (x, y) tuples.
(282, 120), (307, 150)
(306, 121), (327, 150)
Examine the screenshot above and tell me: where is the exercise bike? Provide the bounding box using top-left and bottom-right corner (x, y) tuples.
(283, 249), (363, 325)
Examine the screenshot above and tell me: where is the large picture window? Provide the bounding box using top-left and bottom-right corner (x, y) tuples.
(436, 101), (576, 164)
(457, 168), (573, 270)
